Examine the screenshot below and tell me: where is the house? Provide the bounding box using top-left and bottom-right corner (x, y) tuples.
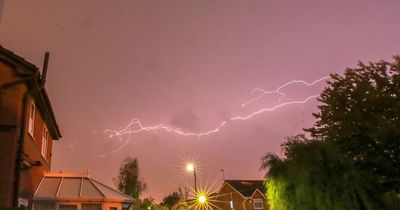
(0, 46), (134, 210)
(213, 180), (268, 210)
(0, 45), (62, 208)
(33, 172), (134, 210)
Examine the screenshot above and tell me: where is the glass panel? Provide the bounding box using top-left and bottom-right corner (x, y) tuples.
(59, 204), (78, 210)
(59, 178), (82, 197)
(81, 178), (103, 197)
(82, 203), (102, 210)
(110, 207), (118, 210)
(34, 202), (56, 210)
(91, 179), (129, 199)
(36, 177), (61, 197)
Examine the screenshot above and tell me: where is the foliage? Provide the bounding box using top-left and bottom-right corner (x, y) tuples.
(261, 136), (384, 210)
(115, 156), (147, 199)
(161, 188), (188, 210)
(306, 57), (400, 192)
(161, 191), (181, 210)
(133, 197), (167, 210)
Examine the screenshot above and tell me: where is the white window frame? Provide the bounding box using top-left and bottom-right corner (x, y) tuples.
(41, 125), (49, 159)
(253, 199), (264, 209)
(28, 100), (36, 138)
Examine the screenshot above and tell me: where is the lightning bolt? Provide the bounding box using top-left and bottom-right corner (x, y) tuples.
(241, 76), (329, 107)
(100, 76), (329, 157)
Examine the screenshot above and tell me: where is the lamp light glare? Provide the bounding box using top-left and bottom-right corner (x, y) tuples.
(198, 195), (207, 204)
(186, 163), (195, 172)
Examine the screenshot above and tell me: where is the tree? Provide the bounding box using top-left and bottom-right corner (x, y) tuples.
(115, 157), (147, 199)
(306, 56), (400, 192)
(161, 190), (184, 210)
(261, 136), (384, 210)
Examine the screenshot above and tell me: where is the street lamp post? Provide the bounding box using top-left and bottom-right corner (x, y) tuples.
(186, 163), (198, 192)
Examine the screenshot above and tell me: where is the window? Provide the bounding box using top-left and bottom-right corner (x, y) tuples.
(109, 207), (118, 210)
(42, 125), (49, 159)
(253, 199), (263, 209)
(82, 203), (102, 210)
(59, 204), (78, 210)
(34, 202), (55, 210)
(28, 101), (35, 136)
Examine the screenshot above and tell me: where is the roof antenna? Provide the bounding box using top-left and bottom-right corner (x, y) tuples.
(221, 169), (225, 181)
(41, 52), (50, 85)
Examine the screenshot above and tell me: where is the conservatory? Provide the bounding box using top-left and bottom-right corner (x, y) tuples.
(33, 172), (134, 210)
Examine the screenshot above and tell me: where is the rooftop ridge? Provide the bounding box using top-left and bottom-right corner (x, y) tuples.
(44, 171), (91, 178)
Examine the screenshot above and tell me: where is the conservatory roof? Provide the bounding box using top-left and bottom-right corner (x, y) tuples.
(33, 172), (134, 203)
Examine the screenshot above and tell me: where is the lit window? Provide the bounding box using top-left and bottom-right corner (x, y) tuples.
(28, 101), (35, 137)
(253, 199), (263, 209)
(41, 126), (49, 159)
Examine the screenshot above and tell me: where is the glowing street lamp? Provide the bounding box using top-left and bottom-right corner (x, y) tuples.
(197, 194), (207, 204)
(186, 163), (198, 192)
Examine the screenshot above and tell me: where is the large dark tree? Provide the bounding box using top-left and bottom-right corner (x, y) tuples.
(306, 57), (400, 192)
(261, 136), (384, 210)
(115, 157), (147, 199)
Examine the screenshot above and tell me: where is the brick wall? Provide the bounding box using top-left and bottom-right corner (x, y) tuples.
(0, 62), (24, 207)
(0, 61), (54, 207)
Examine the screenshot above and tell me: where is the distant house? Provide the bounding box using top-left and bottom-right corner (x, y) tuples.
(213, 180), (268, 210)
(33, 172), (134, 210)
(0, 45), (62, 208)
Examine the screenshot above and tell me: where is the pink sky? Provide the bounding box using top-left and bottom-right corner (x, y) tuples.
(1, 0), (400, 201)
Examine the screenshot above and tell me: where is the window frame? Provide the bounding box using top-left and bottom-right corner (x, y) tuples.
(28, 100), (36, 138)
(41, 125), (49, 160)
(253, 199), (264, 209)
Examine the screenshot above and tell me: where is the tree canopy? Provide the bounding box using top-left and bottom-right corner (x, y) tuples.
(262, 56), (400, 210)
(261, 136), (383, 210)
(115, 156), (147, 199)
(306, 56), (400, 192)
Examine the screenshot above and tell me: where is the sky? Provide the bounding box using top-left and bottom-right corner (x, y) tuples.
(1, 0), (400, 201)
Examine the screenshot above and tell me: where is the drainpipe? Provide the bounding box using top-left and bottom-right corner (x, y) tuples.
(12, 52), (49, 207)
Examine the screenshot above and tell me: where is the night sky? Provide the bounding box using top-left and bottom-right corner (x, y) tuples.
(1, 0), (400, 201)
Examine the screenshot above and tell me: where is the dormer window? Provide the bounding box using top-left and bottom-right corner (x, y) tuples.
(41, 126), (49, 159)
(253, 199), (263, 209)
(28, 100), (35, 137)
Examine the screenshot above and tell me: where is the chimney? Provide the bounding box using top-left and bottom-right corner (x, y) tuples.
(41, 52), (50, 85)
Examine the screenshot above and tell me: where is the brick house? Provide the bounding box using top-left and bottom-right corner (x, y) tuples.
(0, 45), (62, 208)
(213, 180), (269, 210)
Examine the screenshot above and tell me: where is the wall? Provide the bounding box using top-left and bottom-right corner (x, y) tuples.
(0, 60), (55, 207)
(0, 62), (25, 207)
(20, 95), (54, 202)
(214, 183), (246, 210)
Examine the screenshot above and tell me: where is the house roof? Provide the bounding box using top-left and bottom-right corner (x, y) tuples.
(33, 172), (134, 203)
(0, 45), (62, 139)
(225, 180), (265, 197)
